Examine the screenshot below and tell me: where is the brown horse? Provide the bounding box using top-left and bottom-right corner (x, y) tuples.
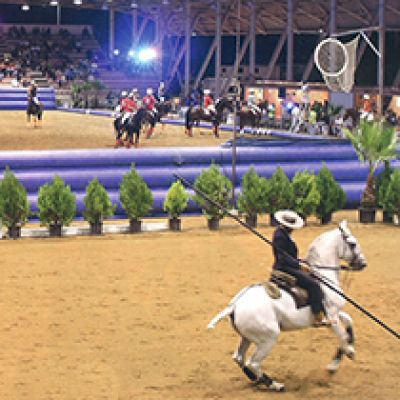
(238, 101), (269, 132)
(185, 98), (233, 137)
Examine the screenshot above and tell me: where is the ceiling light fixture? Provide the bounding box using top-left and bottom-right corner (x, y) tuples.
(21, 4), (30, 11)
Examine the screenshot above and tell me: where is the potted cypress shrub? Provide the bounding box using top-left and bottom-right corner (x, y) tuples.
(266, 167), (294, 226)
(315, 164), (346, 224)
(237, 167), (269, 228)
(345, 120), (398, 223)
(119, 165), (153, 233)
(0, 167), (30, 239)
(163, 180), (189, 231)
(193, 164), (232, 230)
(38, 176), (76, 237)
(83, 178), (116, 235)
(381, 169), (400, 226)
(376, 161), (394, 223)
(291, 170), (320, 224)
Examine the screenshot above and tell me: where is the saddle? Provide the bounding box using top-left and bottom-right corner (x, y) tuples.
(269, 270), (309, 309)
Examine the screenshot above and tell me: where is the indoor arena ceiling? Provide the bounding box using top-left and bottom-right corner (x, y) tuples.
(1, 0), (400, 35)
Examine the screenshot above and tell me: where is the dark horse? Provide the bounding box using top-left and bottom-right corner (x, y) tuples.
(114, 108), (149, 148)
(238, 101), (268, 132)
(26, 98), (44, 127)
(185, 98), (233, 138)
(144, 100), (173, 139)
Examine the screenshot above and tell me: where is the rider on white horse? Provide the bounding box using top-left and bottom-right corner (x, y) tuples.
(272, 210), (330, 327)
(247, 89), (261, 115)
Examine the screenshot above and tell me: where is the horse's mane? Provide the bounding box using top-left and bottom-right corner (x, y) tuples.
(306, 228), (339, 265)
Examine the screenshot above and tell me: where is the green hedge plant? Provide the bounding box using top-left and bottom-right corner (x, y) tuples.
(83, 178), (116, 234)
(0, 167), (30, 239)
(120, 165), (153, 233)
(38, 176), (76, 236)
(237, 167), (269, 228)
(315, 164), (346, 224)
(382, 169), (400, 226)
(266, 167), (294, 225)
(193, 164), (232, 230)
(292, 170), (320, 222)
(345, 120), (397, 223)
(163, 180), (189, 231)
(376, 161), (394, 223)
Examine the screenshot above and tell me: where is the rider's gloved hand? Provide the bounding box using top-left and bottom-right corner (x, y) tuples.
(300, 263), (312, 273)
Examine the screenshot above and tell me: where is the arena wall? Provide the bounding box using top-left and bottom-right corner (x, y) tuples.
(0, 88), (56, 110)
(0, 142), (398, 219)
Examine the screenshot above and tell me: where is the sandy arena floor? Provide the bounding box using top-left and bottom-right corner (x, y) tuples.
(0, 111), (233, 150)
(0, 110), (399, 400)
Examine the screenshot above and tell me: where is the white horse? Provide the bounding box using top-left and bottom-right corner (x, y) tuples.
(207, 221), (367, 392)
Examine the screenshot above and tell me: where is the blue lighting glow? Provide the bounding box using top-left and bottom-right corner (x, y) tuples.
(137, 47), (157, 63)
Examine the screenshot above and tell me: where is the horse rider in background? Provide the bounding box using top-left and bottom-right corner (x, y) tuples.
(361, 94), (374, 121)
(27, 80), (40, 106)
(157, 81), (166, 102)
(247, 88), (261, 115)
(120, 91), (137, 124)
(272, 210), (331, 327)
(203, 89), (216, 116)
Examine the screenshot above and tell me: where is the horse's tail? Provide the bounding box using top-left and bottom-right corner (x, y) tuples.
(207, 304), (235, 330)
(207, 285), (252, 330)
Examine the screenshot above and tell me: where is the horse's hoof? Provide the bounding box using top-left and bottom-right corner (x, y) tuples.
(326, 360), (340, 374)
(268, 381), (285, 392)
(345, 345), (355, 360)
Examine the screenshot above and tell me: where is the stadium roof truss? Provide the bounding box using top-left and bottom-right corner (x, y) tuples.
(3, 0), (400, 98)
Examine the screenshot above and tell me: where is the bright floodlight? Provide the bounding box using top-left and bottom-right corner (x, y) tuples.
(73, 0), (82, 5)
(128, 49), (136, 58)
(21, 4), (30, 11)
(137, 47), (157, 63)
(50, 0), (58, 6)
(113, 49), (120, 56)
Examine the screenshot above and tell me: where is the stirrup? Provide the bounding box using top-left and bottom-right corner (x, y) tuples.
(312, 317), (332, 328)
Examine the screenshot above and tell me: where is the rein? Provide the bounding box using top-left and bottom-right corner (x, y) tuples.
(175, 173), (400, 341)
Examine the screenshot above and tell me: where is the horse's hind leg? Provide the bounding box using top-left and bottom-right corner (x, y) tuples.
(326, 311), (355, 373)
(233, 337), (250, 367)
(245, 332), (284, 391)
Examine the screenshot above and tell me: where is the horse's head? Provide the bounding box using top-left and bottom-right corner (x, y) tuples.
(215, 98), (234, 113)
(337, 220), (367, 270)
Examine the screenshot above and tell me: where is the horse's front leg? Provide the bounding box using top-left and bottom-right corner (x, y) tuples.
(326, 311), (355, 373)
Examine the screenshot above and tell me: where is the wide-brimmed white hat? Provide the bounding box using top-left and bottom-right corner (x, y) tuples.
(274, 210), (304, 229)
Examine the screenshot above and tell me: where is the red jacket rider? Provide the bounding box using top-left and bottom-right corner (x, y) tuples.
(143, 88), (156, 111)
(121, 95), (137, 113)
(203, 91), (214, 108)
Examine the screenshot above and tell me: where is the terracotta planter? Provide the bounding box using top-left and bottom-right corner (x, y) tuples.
(245, 214), (257, 228)
(168, 218), (181, 231)
(320, 213), (332, 225)
(129, 219), (142, 233)
(382, 210), (393, 224)
(49, 223), (62, 237)
(90, 221), (103, 235)
(207, 217), (220, 231)
(8, 225), (21, 239)
(359, 207), (376, 224)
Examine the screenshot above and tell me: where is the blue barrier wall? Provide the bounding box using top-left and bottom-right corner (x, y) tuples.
(0, 142), (398, 219)
(0, 87), (56, 110)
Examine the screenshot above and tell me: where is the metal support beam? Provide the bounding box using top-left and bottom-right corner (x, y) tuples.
(133, 16), (150, 49)
(108, 8), (115, 59)
(378, 0), (385, 115)
(266, 32), (288, 80)
(215, 0), (222, 97)
(286, 0), (294, 81)
(131, 8), (138, 47)
(330, 0), (336, 35)
(221, 34), (251, 93)
(302, 32), (325, 82)
(184, 0), (191, 98)
(56, 4), (61, 26)
(249, 1), (256, 81)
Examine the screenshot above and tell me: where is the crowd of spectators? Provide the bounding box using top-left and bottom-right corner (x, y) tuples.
(0, 26), (102, 88)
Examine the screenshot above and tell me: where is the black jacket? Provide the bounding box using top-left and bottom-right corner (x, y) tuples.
(272, 226), (300, 271)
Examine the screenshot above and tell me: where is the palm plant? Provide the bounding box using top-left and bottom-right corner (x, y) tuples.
(345, 119), (398, 210)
